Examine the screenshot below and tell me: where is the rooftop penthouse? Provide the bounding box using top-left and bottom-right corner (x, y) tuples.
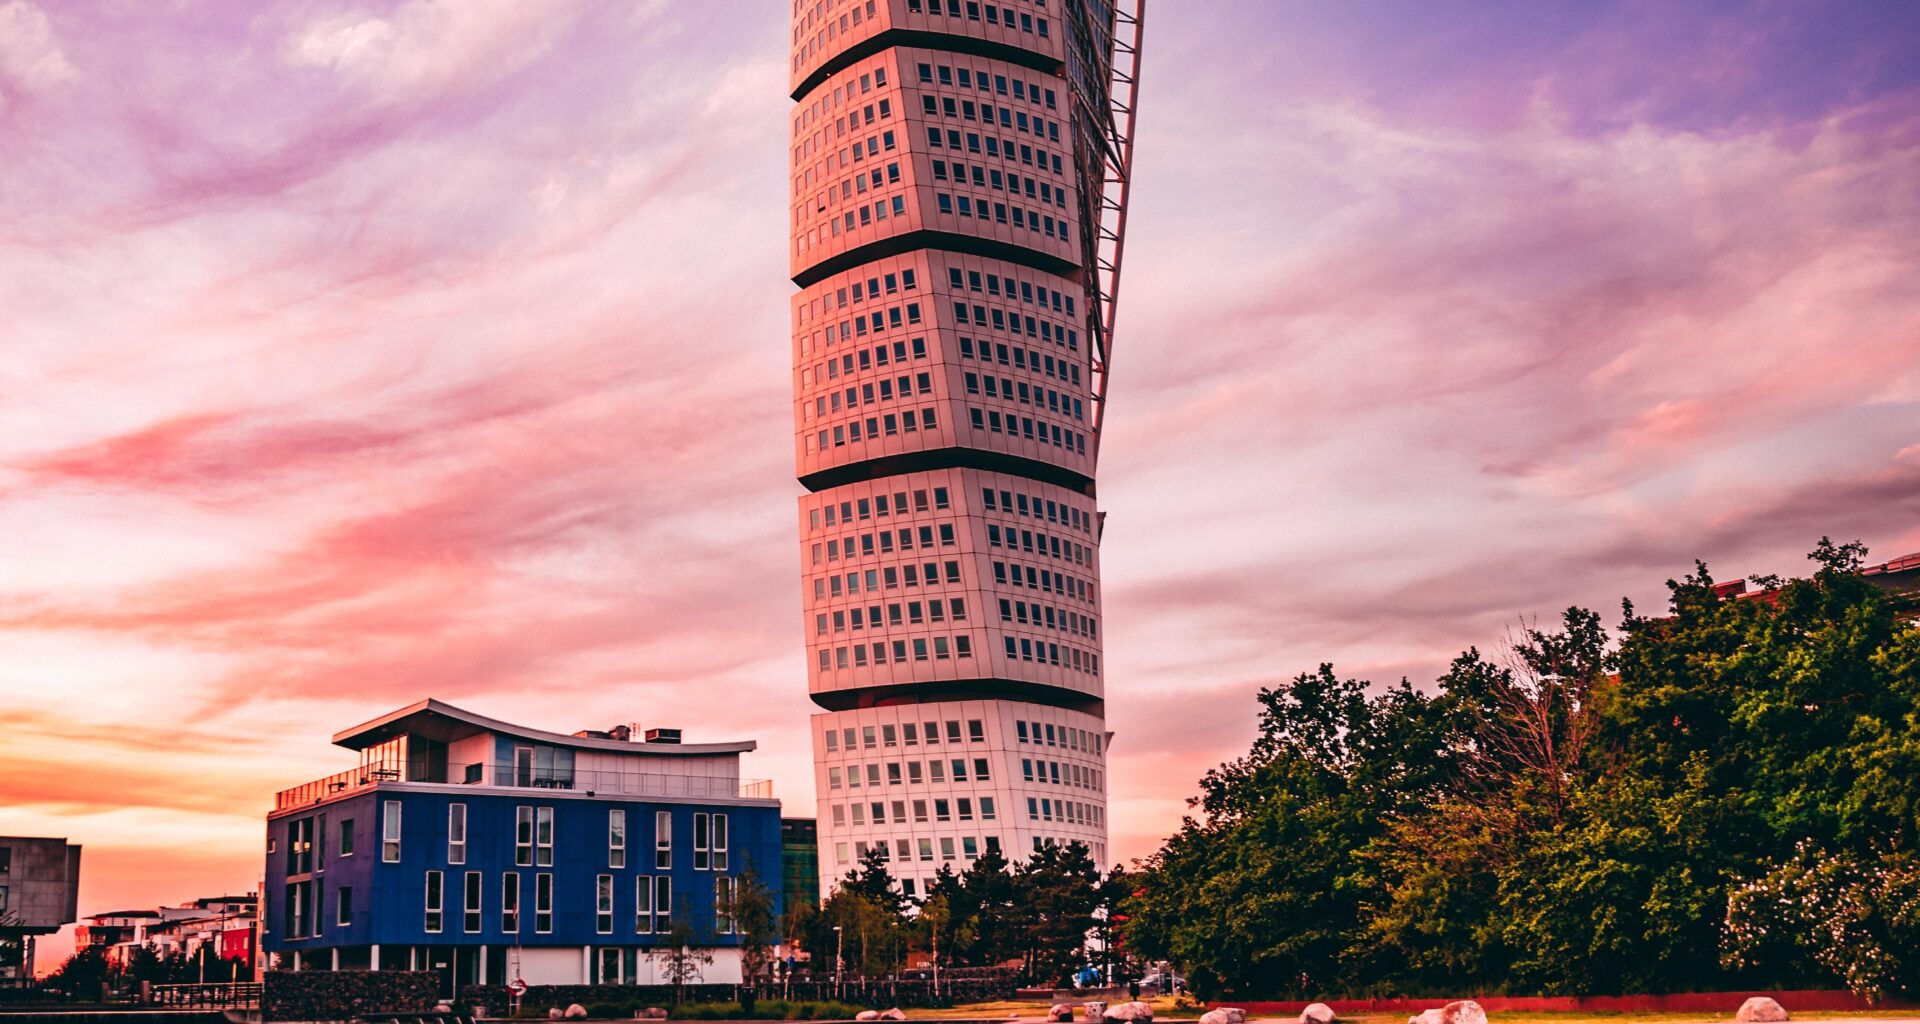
(274, 699), (773, 812)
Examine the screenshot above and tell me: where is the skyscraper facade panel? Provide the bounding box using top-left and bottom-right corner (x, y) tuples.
(789, 0), (1138, 901)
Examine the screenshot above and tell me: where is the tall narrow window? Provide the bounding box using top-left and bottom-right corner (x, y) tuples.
(515, 806), (534, 866)
(423, 870), (443, 933)
(715, 876), (737, 934)
(712, 814), (729, 871)
(609, 809), (626, 869)
(336, 885), (352, 927)
(448, 803), (467, 865)
(339, 818), (355, 857)
(653, 876), (672, 932)
(595, 874), (614, 934)
(693, 812), (710, 870)
(635, 874), (654, 934)
(534, 873), (553, 933)
(535, 806), (554, 867)
(382, 800), (402, 863)
(502, 872), (520, 933)
(655, 810), (672, 869)
(463, 871), (482, 933)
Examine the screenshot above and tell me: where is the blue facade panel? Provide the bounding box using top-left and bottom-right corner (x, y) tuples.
(266, 788), (782, 955)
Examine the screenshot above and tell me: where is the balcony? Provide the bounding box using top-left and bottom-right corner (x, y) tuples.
(274, 763), (774, 811)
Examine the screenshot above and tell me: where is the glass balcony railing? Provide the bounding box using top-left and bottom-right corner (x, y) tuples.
(274, 762), (773, 811)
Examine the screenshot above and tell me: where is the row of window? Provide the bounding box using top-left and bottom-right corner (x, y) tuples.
(830, 794), (998, 826)
(954, 299), (1081, 350)
(992, 558), (1096, 606)
(982, 486), (1094, 535)
(967, 405), (1088, 457)
(934, 190), (1071, 242)
(960, 335), (1085, 394)
(810, 561), (961, 599)
(1021, 758), (1105, 792)
(987, 522), (1092, 568)
(913, 57), (1057, 112)
(810, 486), (951, 529)
(849, 834), (997, 865)
(285, 805), (726, 875)
(835, 192), (907, 234)
(906, 0), (1052, 40)
(918, 94), (1064, 161)
(828, 756), (995, 789)
(1027, 796), (1101, 827)
(1003, 633), (1101, 675)
(944, 264), (1077, 318)
(817, 524), (956, 561)
(965, 371), (1085, 422)
(923, 125), (1064, 180)
(817, 597), (968, 634)
(1000, 596), (1096, 640)
(814, 406), (939, 450)
(808, 371), (934, 421)
(803, 159), (899, 215)
(805, 337), (931, 386)
(1017, 719), (1101, 752)
(825, 718), (985, 750)
(416, 871), (735, 937)
(816, 634), (974, 671)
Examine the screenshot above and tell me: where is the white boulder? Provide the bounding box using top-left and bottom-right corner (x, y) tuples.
(563, 1007), (588, 1021)
(1106, 1002), (1154, 1023)
(1737, 998), (1789, 1023)
(1441, 1002), (1486, 1024)
(1408, 1010), (1444, 1024)
(855, 1013), (881, 1022)
(1300, 1005), (1334, 1024)
(881, 1011), (908, 1022)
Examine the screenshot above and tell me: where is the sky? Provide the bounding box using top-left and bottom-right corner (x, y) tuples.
(3, 0), (1920, 969)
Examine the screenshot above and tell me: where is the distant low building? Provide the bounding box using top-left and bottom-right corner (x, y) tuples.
(0, 836), (81, 980)
(1716, 549), (1920, 617)
(262, 699), (783, 994)
(75, 896), (257, 974)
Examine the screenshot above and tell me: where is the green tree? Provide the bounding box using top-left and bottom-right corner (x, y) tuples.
(651, 909), (715, 1003)
(1013, 841), (1102, 985)
(729, 865), (780, 987)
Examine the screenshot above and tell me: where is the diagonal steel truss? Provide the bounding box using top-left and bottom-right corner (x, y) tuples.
(1084, 0), (1143, 459)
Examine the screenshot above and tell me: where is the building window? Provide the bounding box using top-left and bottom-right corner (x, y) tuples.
(336, 885), (352, 927)
(448, 803), (467, 865)
(609, 809), (627, 869)
(715, 876), (737, 934)
(535, 873), (554, 933)
(692, 813), (729, 871)
(464, 871), (482, 933)
(654, 876), (671, 932)
(287, 817), (313, 875)
(424, 870), (443, 933)
(382, 801), (402, 863)
(635, 875), (653, 934)
(535, 806), (555, 867)
(596, 875), (614, 934)
(339, 818), (354, 857)
(515, 806), (534, 866)
(655, 810), (672, 869)
(502, 872), (520, 933)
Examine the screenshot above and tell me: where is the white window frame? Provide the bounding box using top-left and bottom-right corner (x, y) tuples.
(693, 812), (710, 870)
(502, 872), (520, 934)
(715, 876), (737, 934)
(535, 806), (554, 867)
(381, 800), (402, 863)
(609, 809), (626, 869)
(534, 872), (553, 934)
(448, 803), (467, 865)
(463, 871), (482, 933)
(596, 874), (614, 935)
(655, 810), (672, 869)
(423, 870), (443, 933)
(515, 806), (534, 867)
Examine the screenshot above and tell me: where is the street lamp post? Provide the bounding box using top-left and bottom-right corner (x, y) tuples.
(833, 926), (844, 999)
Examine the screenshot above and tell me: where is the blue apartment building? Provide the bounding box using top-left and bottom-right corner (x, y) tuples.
(263, 700), (782, 991)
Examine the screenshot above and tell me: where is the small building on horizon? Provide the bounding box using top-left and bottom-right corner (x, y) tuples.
(0, 836), (81, 981)
(75, 895), (257, 976)
(262, 699), (782, 994)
